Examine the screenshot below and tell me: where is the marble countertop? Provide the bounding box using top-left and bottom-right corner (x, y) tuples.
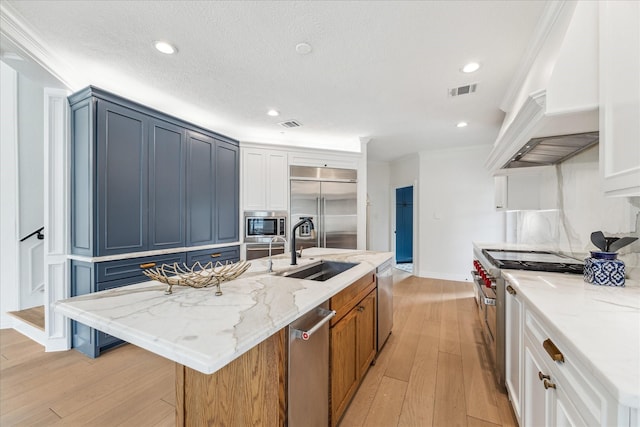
(55, 248), (392, 375)
(503, 269), (640, 408)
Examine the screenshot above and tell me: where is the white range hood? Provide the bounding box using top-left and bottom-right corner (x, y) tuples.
(486, 1), (599, 172)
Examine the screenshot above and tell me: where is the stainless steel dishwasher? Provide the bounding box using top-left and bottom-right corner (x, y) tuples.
(377, 259), (394, 351)
(288, 301), (335, 427)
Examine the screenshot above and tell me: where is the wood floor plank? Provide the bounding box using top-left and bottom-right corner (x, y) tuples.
(397, 320), (440, 427)
(438, 283), (461, 356)
(361, 375), (408, 427)
(467, 415), (502, 427)
(433, 351), (467, 427)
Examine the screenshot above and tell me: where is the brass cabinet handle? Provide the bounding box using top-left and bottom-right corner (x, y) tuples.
(139, 262), (156, 269)
(543, 379), (556, 390)
(357, 306), (365, 312)
(538, 371), (550, 381)
(211, 253), (222, 258)
(506, 285), (516, 295)
(543, 339), (564, 363)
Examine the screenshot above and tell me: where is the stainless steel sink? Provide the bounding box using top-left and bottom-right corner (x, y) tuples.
(277, 260), (359, 282)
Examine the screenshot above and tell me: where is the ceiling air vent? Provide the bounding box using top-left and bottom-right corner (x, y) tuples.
(448, 83), (477, 97)
(279, 120), (302, 128)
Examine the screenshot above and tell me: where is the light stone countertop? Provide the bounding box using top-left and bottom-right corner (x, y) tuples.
(503, 269), (640, 409)
(55, 248), (393, 375)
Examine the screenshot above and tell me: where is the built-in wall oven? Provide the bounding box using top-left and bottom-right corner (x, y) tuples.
(244, 211), (287, 261)
(471, 247), (584, 390)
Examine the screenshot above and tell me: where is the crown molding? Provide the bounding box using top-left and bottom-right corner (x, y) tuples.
(0, 3), (77, 89)
(499, 1), (574, 113)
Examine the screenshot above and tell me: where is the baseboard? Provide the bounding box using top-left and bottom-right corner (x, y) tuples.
(418, 270), (472, 282)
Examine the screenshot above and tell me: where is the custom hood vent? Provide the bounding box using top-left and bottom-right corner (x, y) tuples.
(503, 131), (599, 169)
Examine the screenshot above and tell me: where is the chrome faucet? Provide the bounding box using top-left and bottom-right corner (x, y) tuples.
(268, 236), (287, 273)
(291, 217), (315, 265)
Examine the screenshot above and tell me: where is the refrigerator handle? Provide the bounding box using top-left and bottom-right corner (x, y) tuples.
(322, 197), (327, 247)
(317, 197), (321, 248)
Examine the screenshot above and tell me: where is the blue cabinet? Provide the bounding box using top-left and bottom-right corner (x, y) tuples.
(69, 86), (239, 257)
(186, 246), (240, 266)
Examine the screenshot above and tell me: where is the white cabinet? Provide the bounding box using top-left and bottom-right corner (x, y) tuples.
(288, 150), (359, 170)
(505, 278), (635, 427)
(505, 284), (523, 424)
(241, 147), (288, 211)
(494, 166), (557, 211)
(599, 0), (640, 197)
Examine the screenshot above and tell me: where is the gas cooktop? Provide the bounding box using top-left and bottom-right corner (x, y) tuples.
(482, 249), (584, 274)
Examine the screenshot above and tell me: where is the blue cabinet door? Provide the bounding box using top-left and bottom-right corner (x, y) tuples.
(186, 130), (216, 246)
(215, 141), (239, 243)
(96, 100), (148, 256)
(148, 119), (186, 250)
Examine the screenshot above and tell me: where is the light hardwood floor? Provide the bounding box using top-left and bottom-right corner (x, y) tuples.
(0, 275), (516, 427)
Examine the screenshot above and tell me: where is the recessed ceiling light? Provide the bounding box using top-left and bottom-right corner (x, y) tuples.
(267, 109), (280, 117)
(154, 41), (177, 55)
(461, 62), (480, 73)
(457, 121), (468, 128)
(295, 43), (312, 55)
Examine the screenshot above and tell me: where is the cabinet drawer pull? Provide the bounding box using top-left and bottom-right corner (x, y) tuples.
(211, 253), (222, 258)
(357, 306), (365, 312)
(139, 262), (156, 269)
(543, 379), (556, 390)
(543, 338), (564, 363)
(506, 285), (516, 295)
(538, 371), (550, 381)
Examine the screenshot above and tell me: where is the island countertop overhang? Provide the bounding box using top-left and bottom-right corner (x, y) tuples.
(55, 248), (393, 375)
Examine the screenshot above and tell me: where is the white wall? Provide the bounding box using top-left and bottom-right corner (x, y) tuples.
(508, 145), (640, 279)
(418, 145), (504, 281)
(17, 74), (45, 238)
(366, 160), (390, 251)
(1, 61), (20, 327)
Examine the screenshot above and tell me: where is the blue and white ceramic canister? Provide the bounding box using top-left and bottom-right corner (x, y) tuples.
(584, 251), (625, 287)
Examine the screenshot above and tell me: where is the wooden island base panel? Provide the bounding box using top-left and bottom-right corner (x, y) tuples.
(176, 329), (287, 426)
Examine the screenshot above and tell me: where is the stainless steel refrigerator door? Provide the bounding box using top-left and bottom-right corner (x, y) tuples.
(290, 180), (321, 249)
(321, 181), (357, 249)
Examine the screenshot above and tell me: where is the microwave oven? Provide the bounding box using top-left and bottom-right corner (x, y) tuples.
(244, 211), (287, 242)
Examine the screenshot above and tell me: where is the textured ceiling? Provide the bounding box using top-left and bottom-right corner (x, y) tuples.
(2, 0), (546, 161)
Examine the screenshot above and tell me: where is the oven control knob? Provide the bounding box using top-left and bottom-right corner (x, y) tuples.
(484, 278), (491, 287)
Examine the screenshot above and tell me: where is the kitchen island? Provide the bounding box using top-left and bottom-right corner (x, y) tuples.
(55, 248), (392, 425)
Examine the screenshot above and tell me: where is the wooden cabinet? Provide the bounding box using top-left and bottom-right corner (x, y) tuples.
(241, 147), (288, 211)
(176, 329), (286, 426)
(599, 0), (640, 197)
(69, 86), (239, 257)
(329, 271), (376, 426)
(504, 283), (523, 424)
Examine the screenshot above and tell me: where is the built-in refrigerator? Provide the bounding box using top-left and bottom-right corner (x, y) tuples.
(290, 166), (357, 250)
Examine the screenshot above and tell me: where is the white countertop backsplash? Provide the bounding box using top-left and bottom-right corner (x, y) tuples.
(55, 248), (392, 375)
(503, 269), (640, 409)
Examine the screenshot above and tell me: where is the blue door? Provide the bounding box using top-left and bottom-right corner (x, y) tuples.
(395, 186), (413, 264)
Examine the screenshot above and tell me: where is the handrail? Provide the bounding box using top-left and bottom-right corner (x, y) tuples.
(20, 226), (44, 242)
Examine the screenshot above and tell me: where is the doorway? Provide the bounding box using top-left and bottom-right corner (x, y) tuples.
(395, 186), (413, 271)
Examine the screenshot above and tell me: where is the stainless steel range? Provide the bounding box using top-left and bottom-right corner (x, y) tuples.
(471, 247), (583, 389)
